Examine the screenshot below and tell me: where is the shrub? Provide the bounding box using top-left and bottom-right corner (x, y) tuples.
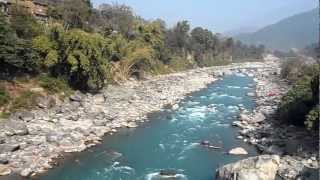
(10, 90), (41, 111)
(38, 75), (72, 95)
(0, 86), (10, 107)
(305, 106), (319, 132)
(278, 64), (319, 131)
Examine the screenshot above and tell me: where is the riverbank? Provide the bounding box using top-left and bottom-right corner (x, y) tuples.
(216, 61), (319, 179)
(0, 62), (274, 178)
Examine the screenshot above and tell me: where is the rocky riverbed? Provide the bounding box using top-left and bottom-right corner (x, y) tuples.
(0, 62), (277, 178)
(216, 61), (319, 180)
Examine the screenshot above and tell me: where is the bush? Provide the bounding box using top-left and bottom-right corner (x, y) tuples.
(10, 90), (41, 111)
(38, 75), (72, 95)
(0, 86), (10, 107)
(278, 64), (319, 131)
(305, 106), (319, 132)
(168, 56), (195, 72)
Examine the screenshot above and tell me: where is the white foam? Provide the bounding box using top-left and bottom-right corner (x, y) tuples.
(145, 172), (187, 180)
(227, 85), (241, 89)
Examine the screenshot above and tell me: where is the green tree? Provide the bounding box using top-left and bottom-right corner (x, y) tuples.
(9, 5), (42, 39)
(59, 29), (109, 91)
(0, 11), (39, 76)
(50, 0), (92, 29)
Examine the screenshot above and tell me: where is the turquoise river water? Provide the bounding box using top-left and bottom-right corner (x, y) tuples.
(39, 75), (258, 180)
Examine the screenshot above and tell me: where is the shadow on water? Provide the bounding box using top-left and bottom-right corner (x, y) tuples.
(16, 75), (259, 180)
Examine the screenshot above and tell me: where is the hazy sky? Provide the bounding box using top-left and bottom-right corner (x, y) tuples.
(92, 0), (318, 33)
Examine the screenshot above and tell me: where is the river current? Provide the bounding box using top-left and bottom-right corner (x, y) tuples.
(40, 75), (257, 180)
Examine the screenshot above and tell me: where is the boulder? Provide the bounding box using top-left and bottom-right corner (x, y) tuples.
(216, 155), (280, 180)
(36, 96), (56, 109)
(20, 168), (33, 177)
(239, 114), (251, 122)
(45, 132), (63, 144)
(0, 165), (11, 176)
(3, 120), (28, 136)
(19, 111), (35, 122)
(0, 144), (20, 154)
(93, 120), (106, 126)
(263, 145), (284, 155)
(252, 113), (265, 123)
(0, 154), (8, 164)
(200, 140), (210, 146)
(70, 91), (83, 102)
(228, 147), (248, 155)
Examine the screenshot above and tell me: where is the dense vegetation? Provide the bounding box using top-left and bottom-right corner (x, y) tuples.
(278, 58), (319, 133)
(0, 0), (264, 114)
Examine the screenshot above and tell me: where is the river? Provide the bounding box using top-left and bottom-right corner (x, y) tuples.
(39, 75), (258, 180)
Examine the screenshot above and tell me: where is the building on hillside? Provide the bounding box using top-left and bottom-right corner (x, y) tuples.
(3, 0), (48, 20)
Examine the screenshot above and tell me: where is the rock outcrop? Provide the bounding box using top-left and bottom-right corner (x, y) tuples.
(216, 155), (280, 180)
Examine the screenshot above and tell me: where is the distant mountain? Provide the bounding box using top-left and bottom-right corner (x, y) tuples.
(224, 26), (259, 37)
(234, 8), (319, 51)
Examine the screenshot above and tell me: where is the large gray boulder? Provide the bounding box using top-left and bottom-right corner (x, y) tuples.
(2, 120), (28, 136)
(216, 155), (280, 180)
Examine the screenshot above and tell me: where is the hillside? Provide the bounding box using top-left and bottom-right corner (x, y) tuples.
(235, 8), (318, 51)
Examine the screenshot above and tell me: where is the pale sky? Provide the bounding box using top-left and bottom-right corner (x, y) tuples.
(92, 0), (318, 33)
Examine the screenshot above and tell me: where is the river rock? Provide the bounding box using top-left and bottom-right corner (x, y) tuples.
(93, 120), (106, 126)
(45, 132), (63, 144)
(70, 91), (83, 102)
(15, 111), (35, 122)
(0, 144), (20, 153)
(252, 112), (265, 123)
(228, 147), (248, 155)
(239, 114), (251, 122)
(3, 120), (28, 136)
(0, 155), (8, 164)
(36, 96), (56, 109)
(263, 145), (284, 155)
(216, 155), (280, 180)
(20, 168), (33, 177)
(0, 165), (11, 176)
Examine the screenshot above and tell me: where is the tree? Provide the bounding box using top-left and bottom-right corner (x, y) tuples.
(9, 5), (42, 39)
(97, 3), (136, 37)
(0, 11), (18, 77)
(165, 20), (190, 57)
(58, 29), (109, 91)
(49, 0), (92, 29)
(0, 11), (39, 77)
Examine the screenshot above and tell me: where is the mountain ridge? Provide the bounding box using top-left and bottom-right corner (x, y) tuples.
(234, 8), (319, 51)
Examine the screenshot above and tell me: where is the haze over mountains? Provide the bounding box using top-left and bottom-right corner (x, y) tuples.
(234, 8), (318, 51)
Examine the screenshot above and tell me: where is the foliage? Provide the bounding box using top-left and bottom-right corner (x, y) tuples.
(0, 86), (10, 107)
(0, 11), (39, 77)
(232, 40), (265, 61)
(0, 11), (17, 77)
(96, 3), (135, 37)
(278, 63), (319, 132)
(1, 2), (265, 94)
(305, 106), (319, 132)
(38, 75), (72, 95)
(49, 0), (92, 29)
(32, 35), (59, 69)
(10, 90), (41, 111)
(9, 5), (42, 39)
